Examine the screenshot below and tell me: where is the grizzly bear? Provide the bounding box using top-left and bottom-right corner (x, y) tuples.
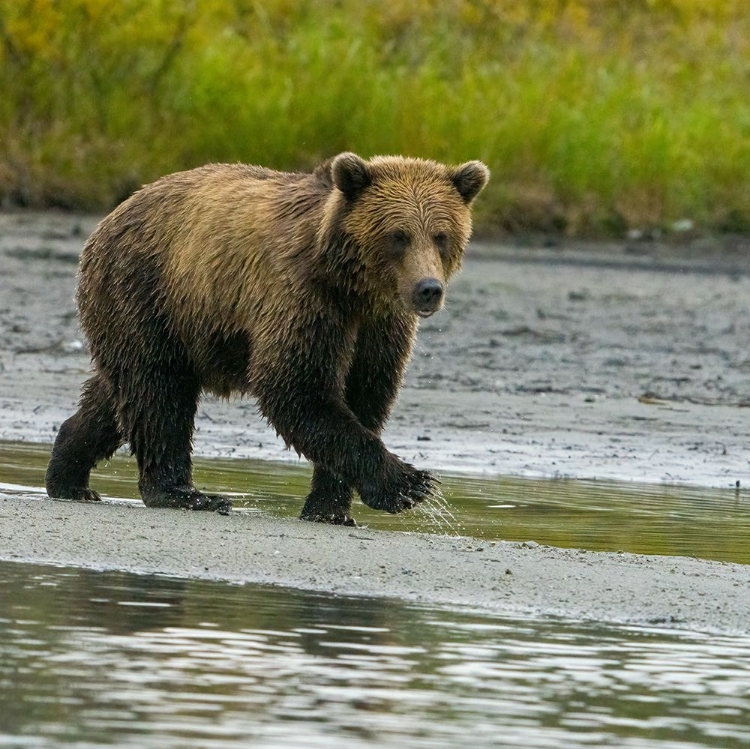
(45, 153), (489, 523)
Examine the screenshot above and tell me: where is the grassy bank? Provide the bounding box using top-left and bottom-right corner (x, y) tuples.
(1, 0), (749, 236)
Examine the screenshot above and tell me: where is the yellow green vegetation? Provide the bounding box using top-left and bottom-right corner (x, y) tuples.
(1, 0), (749, 236)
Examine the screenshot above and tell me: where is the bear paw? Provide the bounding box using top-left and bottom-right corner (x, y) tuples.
(360, 462), (438, 514)
(141, 486), (232, 514)
(300, 488), (355, 525)
(51, 487), (102, 502)
(300, 509), (357, 526)
(187, 492), (233, 515)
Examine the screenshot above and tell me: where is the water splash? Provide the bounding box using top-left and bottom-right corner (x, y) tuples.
(416, 487), (462, 536)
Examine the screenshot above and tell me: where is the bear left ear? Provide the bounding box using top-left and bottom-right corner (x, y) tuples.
(449, 161), (490, 204)
(331, 152), (372, 201)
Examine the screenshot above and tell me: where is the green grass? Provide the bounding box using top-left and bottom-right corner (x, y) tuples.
(1, 0), (749, 236)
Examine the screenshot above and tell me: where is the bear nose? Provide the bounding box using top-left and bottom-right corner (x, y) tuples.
(413, 278), (444, 315)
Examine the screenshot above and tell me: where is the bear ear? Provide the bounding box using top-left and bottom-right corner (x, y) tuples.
(331, 152), (372, 201)
(449, 161), (490, 204)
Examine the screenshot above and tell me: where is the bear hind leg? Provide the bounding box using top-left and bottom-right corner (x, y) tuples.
(300, 465), (355, 525)
(123, 368), (231, 514)
(46, 374), (123, 501)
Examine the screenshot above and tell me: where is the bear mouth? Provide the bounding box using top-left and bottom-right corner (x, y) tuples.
(416, 309), (437, 319)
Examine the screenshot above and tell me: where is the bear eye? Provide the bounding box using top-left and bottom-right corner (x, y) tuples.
(389, 230), (411, 256)
(434, 232), (450, 254)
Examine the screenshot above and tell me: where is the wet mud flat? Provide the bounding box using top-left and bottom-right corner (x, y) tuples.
(1, 210), (750, 635)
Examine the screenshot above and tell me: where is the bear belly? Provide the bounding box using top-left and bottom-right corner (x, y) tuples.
(190, 328), (254, 398)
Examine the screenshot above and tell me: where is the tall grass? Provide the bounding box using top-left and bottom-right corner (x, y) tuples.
(1, 0), (749, 235)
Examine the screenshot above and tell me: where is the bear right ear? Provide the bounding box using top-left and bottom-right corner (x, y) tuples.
(331, 152), (372, 201)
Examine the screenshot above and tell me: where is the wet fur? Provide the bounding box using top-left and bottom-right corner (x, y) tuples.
(46, 154), (488, 521)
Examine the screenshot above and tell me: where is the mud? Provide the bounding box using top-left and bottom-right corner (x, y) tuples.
(0, 210), (749, 635)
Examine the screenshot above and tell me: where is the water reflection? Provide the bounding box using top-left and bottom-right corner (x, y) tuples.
(1, 440), (749, 563)
(2, 562), (750, 748)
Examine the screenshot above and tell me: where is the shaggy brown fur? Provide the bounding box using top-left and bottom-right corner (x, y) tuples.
(46, 153), (489, 522)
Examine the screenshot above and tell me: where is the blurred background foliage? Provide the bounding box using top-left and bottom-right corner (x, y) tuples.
(1, 0), (749, 236)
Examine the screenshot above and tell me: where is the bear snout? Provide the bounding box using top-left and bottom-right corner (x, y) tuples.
(412, 278), (444, 317)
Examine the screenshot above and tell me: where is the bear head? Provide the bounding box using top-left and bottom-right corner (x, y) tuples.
(318, 152), (489, 317)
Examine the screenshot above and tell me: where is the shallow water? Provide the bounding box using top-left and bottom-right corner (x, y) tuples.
(1, 440), (749, 563)
(1, 561), (750, 749)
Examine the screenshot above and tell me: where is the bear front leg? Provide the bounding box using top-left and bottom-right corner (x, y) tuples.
(345, 312), (416, 436)
(259, 388), (435, 513)
(344, 312), (439, 515)
(258, 379), (437, 516)
(299, 312), (435, 523)
(300, 466), (356, 525)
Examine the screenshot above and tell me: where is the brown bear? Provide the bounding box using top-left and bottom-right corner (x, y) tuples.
(45, 153), (489, 523)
